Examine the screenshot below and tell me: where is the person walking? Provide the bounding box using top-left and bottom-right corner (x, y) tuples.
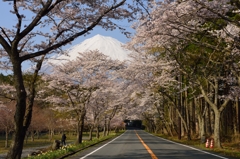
(61, 134), (67, 146)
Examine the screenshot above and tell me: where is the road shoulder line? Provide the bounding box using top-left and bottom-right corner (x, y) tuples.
(79, 131), (127, 159)
(146, 132), (228, 159)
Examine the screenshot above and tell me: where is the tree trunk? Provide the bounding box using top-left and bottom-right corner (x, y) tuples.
(213, 110), (222, 148)
(96, 126), (100, 139)
(76, 120), (83, 144)
(185, 91), (191, 140)
(198, 115), (206, 143)
(76, 110), (86, 144)
(36, 130), (40, 139)
(6, 61), (27, 159)
(6, 128), (26, 159)
(234, 99), (240, 134)
(206, 104), (212, 136)
(175, 105), (189, 140)
(89, 127), (93, 141)
(107, 120), (111, 136)
(103, 117), (107, 136)
(199, 80), (229, 149)
(6, 56), (44, 159)
(31, 131), (35, 141)
(25, 132), (29, 144)
(5, 128), (9, 148)
(191, 99), (196, 135)
(169, 105), (177, 136)
(49, 129), (54, 140)
(175, 88), (182, 140)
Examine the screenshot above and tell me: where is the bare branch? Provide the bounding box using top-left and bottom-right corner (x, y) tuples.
(20, 0), (127, 62)
(13, 0), (22, 37)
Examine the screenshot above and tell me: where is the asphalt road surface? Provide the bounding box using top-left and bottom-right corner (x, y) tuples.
(66, 129), (232, 159)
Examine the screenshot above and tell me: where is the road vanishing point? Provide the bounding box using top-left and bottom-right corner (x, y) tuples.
(66, 129), (233, 159)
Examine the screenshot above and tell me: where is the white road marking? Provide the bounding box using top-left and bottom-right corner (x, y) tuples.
(79, 131), (127, 159)
(144, 131), (228, 159)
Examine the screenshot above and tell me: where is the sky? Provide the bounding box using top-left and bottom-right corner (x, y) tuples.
(0, 1), (134, 44)
(41, 34), (132, 73)
(0, 1), (135, 73)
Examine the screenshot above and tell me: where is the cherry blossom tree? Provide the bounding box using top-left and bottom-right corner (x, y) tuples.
(87, 89), (110, 139)
(86, 80), (129, 139)
(27, 105), (49, 142)
(127, 0), (240, 148)
(44, 50), (126, 143)
(0, 101), (15, 148)
(117, 42), (178, 134)
(102, 89), (123, 136)
(0, 0), (150, 158)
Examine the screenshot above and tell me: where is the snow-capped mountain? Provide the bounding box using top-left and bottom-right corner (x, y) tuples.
(40, 34), (131, 73)
(53, 34), (130, 61)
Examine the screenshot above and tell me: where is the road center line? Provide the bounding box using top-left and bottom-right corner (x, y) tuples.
(135, 130), (158, 159)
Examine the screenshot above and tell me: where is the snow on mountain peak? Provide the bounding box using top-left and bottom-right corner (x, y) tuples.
(50, 34), (131, 64)
(30, 35), (132, 73)
(39, 34), (132, 73)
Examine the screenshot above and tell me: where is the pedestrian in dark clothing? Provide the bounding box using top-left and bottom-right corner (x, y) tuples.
(61, 134), (67, 146)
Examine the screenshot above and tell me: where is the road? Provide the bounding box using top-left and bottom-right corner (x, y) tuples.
(66, 129), (231, 159)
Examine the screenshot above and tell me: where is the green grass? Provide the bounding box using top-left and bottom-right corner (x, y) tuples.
(24, 131), (124, 159)
(0, 131), (106, 154)
(3, 131), (239, 159)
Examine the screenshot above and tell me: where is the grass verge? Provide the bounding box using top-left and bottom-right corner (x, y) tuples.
(24, 131), (124, 159)
(153, 134), (240, 158)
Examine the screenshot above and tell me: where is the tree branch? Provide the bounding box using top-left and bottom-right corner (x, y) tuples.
(0, 30), (11, 54)
(0, 27), (11, 44)
(17, 0), (57, 42)
(13, 0), (22, 37)
(20, 0), (127, 62)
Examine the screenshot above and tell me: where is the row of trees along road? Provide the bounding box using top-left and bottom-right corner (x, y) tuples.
(125, 0), (240, 149)
(0, 0), (148, 158)
(1, 0), (240, 158)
